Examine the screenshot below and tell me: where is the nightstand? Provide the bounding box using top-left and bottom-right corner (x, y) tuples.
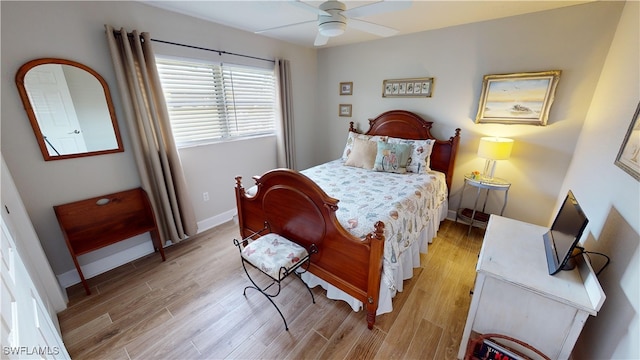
(455, 174), (511, 234)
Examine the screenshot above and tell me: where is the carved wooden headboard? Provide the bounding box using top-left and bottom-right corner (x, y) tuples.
(349, 110), (461, 190)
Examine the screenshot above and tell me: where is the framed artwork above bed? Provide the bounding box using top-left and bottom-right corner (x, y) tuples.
(382, 77), (433, 98)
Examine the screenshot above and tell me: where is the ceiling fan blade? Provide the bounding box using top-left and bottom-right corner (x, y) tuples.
(291, 0), (330, 16)
(314, 33), (329, 46)
(343, 0), (412, 19)
(255, 20), (315, 34)
(348, 18), (398, 37)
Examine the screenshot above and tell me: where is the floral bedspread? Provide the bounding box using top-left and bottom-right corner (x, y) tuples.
(301, 159), (448, 288)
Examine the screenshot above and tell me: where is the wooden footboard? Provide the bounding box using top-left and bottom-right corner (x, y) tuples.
(235, 169), (385, 329)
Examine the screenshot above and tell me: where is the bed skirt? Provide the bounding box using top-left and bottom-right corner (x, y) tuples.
(300, 198), (448, 315)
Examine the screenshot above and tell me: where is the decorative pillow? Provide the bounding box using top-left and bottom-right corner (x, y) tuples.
(344, 137), (378, 169)
(373, 141), (412, 174)
(387, 137), (435, 173)
(341, 131), (387, 160)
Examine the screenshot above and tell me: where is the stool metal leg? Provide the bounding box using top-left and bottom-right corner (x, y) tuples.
(293, 271), (315, 304)
(293, 244), (318, 304)
(240, 258), (290, 330)
(235, 239), (317, 331)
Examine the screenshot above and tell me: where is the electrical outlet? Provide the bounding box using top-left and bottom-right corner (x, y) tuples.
(203, 192), (209, 201)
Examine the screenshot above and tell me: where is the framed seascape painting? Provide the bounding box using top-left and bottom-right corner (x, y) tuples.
(475, 70), (561, 125)
(615, 102), (640, 181)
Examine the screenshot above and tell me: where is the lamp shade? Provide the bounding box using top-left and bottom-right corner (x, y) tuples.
(477, 137), (514, 160)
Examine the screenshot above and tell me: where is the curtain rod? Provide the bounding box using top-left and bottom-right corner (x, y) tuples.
(150, 38), (275, 64)
(113, 30), (275, 64)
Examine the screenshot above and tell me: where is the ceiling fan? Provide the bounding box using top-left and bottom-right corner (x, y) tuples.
(256, 0), (412, 46)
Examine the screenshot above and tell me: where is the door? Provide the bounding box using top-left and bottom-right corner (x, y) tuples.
(1, 213), (70, 359)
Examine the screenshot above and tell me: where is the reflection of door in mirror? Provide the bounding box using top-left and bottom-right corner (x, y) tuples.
(24, 64), (88, 156)
(16, 58), (124, 161)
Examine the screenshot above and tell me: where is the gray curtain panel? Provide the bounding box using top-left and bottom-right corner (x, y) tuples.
(275, 58), (296, 170)
(105, 25), (198, 244)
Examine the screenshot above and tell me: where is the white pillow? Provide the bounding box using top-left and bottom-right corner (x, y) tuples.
(386, 137), (435, 173)
(341, 131), (387, 161)
(344, 137), (378, 169)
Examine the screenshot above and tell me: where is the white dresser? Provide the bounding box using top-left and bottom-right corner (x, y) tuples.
(458, 215), (605, 360)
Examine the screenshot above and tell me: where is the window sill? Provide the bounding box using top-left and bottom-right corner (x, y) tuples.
(176, 133), (276, 150)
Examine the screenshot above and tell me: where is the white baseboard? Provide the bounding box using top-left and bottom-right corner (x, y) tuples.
(56, 209), (238, 289)
(56, 240), (155, 289)
(447, 209), (457, 221)
(197, 208), (237, 232)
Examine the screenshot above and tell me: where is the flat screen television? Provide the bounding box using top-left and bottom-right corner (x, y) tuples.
(543, 190), (589, 275)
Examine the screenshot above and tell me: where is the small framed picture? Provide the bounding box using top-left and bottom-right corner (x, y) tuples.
(340, 82), (353, 95)
(339, 104), (352, 117)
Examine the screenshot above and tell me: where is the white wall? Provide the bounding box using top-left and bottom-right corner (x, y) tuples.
(315, 2), (624, 227)
(563, 2), (639, 358)
(1, 1), (317, 278)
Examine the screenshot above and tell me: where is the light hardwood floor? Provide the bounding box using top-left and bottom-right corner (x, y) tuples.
(58, 219), (484, 359)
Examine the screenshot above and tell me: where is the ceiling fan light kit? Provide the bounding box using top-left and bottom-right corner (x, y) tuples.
(318, 1), (347, 37)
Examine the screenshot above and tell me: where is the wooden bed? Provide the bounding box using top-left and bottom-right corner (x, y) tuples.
(234, 110), (460, 329)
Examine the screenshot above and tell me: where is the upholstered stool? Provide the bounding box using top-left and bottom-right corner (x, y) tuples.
(234, 233), (317, 330)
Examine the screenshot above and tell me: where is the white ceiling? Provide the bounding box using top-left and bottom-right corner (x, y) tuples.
(142, 1), (594, 48)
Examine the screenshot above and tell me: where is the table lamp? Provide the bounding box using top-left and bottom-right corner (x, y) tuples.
(477, 137), (514, 179)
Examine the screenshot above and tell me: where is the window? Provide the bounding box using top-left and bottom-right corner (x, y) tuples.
(156, 58), (276, 147)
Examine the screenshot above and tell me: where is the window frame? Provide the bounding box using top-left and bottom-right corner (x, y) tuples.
(155, 56), (277, 148)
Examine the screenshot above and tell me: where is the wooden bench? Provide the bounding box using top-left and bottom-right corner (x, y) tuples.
(54, 188), (165, 295)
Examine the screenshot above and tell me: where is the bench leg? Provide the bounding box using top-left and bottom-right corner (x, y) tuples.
(70, 254), (91, 295)
(150, 229), (166, 261)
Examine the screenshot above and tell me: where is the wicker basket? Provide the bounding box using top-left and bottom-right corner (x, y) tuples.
(465, 333), (551, 360)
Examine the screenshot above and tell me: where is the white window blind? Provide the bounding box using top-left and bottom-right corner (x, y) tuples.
(156, 58), (276, 146)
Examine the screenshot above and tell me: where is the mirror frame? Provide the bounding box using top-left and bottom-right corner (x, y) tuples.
(15, 58), (124, 161)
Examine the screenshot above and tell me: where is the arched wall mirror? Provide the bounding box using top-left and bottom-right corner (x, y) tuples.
(16, 58), (124, 161)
